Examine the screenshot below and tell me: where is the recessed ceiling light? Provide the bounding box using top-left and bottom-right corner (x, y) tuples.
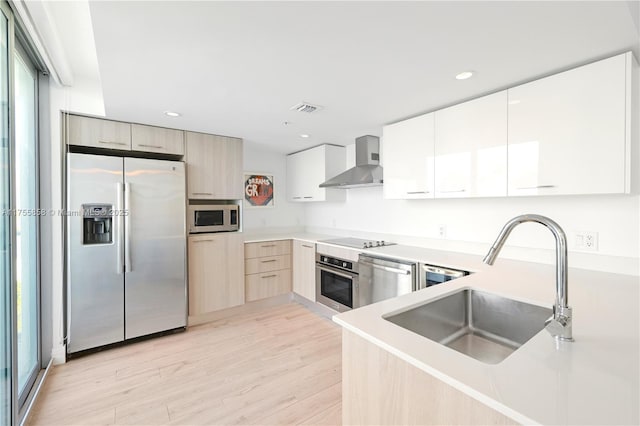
(455, 71), (474, 80)
(300, 134), (310, 138)
(164, 111), (181, 117)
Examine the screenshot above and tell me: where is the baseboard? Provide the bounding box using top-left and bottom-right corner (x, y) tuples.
(188, 293), (340, 326)
(291, 293), (339, 319)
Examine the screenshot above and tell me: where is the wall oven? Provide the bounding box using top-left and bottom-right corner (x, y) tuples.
(188, 204), (239, 233)
(316, 253), (359, 313)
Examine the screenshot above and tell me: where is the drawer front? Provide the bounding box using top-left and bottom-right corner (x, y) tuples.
(131, 124), (185, 155)
(245, 240), (291, 259)
(67, 114), (132, 150)
(245, 254), (291, 275)
(245, 269), (292, 302)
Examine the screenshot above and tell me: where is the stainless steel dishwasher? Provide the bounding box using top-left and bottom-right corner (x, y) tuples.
(358, 254), (417, 306)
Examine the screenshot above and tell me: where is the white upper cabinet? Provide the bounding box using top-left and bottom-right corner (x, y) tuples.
(508, 52), (636, 196)
(382, 113), (435, 199)
(434, 91), (507, 198)
(286, 145), (346, 202)
(67, 114), (132, 150)
(131, 124), (184, 156)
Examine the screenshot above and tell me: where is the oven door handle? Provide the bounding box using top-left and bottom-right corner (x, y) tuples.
(359, 260), (411, 275)
(316, 264), (357, 280)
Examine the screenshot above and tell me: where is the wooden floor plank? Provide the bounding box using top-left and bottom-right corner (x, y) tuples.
(27, 302), (342, 426)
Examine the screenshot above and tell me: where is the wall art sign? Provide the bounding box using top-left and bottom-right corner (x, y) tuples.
(244, 173), (275, 208)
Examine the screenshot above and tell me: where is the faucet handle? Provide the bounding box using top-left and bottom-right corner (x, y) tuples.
(545, 306), (574, 342)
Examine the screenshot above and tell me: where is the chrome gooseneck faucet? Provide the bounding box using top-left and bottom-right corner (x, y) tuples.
(483, 214), (574, 342)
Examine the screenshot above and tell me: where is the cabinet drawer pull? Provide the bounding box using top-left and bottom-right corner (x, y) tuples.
(516, 185), (557, 190)
(439, 189), (466, 193)
(261, 244), (276, 248)
(193, 239), (214, 243)
(303, 196), (313, 199)
(302, 244), (314, 249)
(293, 197), (302, 200)
(138, 144), (163, 149)
(192, 192), (213, 195)
(406, 191), (429, 194)
(261, 274), (277, 279)
(98, 140), (128, 146)
(261, 259), (277, 263)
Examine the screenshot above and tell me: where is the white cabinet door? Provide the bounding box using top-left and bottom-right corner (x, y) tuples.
(434, 91), (507, 198)
(286, 145), (346, 202)
(131, 124), (184, 155)
(382, 113), (435, 199)
(508, 53), (630, 196)
(292, 240), (316, 301)
(66, 114), (132, 150)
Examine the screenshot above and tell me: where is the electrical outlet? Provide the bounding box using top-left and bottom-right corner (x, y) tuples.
(574, 231), (598, 251)
(438, 224), (447, 238)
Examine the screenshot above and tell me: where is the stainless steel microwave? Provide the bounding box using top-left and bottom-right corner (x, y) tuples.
(188, 204), (239, 233)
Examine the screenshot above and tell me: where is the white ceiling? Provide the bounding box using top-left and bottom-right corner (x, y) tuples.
(85, 1), (640, 154)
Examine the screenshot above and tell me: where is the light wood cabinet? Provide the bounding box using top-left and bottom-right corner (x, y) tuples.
(185, 131), (244, 200)
(342, 330), (515, 425)
(131, 124), (184, 155)
(508, 52), (637, 196)
(244, 240), (292, 302)
(66, 114), (132, 150)
(286, 145), (346, 202)
(434, 91), (507, 198)
(382, 113), (435, 199)
(245, 240), (292, 258)
(245, 270), (292, 302)
(245, 254), (291, 275)
(188, 233), (244, 316)
(292, 240), (316, 302)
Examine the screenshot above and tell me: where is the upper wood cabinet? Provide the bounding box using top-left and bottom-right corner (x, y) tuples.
(292, 240), (316, 302)
(382, 113), (435, 199)
(131, 124), (184, 156)
(188, 233), (244, 316)
(508, 52), (637, 196)
(286, 144), (346, 202)
(185, 131), (244, 200)
(66, 114), (132, 150)
(434, 91), (507, 198)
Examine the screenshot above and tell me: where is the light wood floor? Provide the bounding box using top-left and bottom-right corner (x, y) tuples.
(28, 303), (342, 426)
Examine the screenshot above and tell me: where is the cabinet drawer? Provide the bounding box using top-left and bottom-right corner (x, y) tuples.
(67, 114), (132, 150)
(132, 124), (184, 155)
(245, 269), (292, 302)
(245, 240), (291, 259)
(245, 254), (291, 275)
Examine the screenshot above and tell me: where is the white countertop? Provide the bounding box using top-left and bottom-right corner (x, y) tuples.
(242, 230), (639, 424)
(335, 260), (640, 425)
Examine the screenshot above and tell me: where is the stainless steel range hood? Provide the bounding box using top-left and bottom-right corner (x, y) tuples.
(319, 135), (383, 188)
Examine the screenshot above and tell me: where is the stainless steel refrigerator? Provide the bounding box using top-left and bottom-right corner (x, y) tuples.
(67, 153), (186, 354)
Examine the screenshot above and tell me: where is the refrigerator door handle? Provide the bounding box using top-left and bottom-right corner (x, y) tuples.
(116, 183), (124, 273)
(125, 182), (132, 272)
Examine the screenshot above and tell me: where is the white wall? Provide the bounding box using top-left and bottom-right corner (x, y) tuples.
(47, 82), (106, 364)
(242, 141), (304, 232)
(305, 144), (640, 275)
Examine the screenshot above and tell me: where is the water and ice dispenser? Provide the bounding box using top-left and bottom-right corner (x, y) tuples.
(82, 204), (113, 245)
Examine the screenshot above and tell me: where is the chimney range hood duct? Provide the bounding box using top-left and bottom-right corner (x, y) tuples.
(319, 135), (383, 189)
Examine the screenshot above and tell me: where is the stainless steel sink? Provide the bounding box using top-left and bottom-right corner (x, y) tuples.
(384, 288), (552, 364)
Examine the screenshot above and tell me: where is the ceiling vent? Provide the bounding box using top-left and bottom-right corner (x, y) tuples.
(290, 102), (323, 113)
